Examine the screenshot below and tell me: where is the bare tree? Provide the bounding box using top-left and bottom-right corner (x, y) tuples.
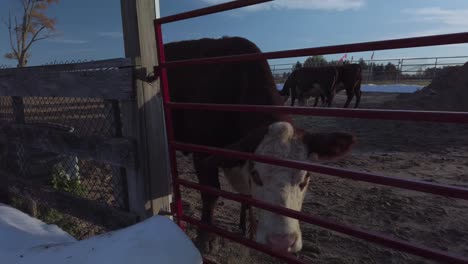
(4, 0), (59, 67)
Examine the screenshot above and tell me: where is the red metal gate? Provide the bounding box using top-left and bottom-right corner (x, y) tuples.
(154, 1), (468, 263)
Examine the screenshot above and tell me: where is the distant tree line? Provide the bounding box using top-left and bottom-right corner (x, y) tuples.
(273, 55), (450, 83)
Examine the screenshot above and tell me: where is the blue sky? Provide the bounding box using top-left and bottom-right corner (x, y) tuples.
(2, 0), (468, 67)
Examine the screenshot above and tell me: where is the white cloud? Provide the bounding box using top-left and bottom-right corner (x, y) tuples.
(201, 0), (365, 11)
(97, 31), (124, 38)
(403, 7), (468, 27)
(47, 38), (88, 44)
(398, 7), (468, 38)
(387, 29), (456, 40)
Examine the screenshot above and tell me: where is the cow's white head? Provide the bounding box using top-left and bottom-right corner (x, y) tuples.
(224, 122), (355, 253)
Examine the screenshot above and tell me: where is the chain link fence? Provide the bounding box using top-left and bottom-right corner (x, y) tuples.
(270, 55), (468, 85)
(0, 59), (133, 239)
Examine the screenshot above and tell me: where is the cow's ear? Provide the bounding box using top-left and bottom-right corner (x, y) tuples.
(302, 132), (356, 160)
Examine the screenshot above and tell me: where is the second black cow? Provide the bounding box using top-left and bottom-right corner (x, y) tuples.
(279, 64), (362, 108)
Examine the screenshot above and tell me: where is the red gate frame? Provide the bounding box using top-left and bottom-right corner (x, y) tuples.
(153, 1), (468, 263)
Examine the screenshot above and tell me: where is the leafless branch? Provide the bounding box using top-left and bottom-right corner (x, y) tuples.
(24, 25), (46, 51)
(7, 13), (19, 58)
(14, 15), (21, 59)
(21, 0), (34, 54)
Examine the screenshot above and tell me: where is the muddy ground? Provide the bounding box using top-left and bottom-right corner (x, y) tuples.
(176, 91), (468, 264)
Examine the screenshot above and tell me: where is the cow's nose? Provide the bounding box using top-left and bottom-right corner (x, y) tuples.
(266, 233), (298, 252)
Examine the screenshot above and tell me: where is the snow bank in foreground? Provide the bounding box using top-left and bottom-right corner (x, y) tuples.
(0, 203), (202, 264)
(0, 203), (77, 252)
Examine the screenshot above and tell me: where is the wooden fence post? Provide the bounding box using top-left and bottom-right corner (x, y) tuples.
(12, 96), (25, 123)
(120, 0), (172, 220)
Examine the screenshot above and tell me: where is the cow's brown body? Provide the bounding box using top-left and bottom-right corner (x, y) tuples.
(163, 37), (356, 253)
(165, 37), (291, 250)
(166, 37), (290, 152)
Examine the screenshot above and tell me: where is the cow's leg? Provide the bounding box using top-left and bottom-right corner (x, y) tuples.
(290, 89), (296, 106)
(290, 87), (297, 106)
(319, 91), (326, 106)
(343, 88), (354, 108)
(193, 153), (221, 254)
(354, 88), (362, 108)
(240, 202), (249, 235)
(247, 205), (257, 240)
(324, 85), (335, 107)
(239, 201), (257, 239)
(327, 92), (335, 107)
(291, 86), (300, 106)
(313, 96), (319, 107)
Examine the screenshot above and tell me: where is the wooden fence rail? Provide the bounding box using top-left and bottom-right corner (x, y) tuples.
(0, 170), (138, 229)
(0, 57), (149, 229)
(0, 58), (134, 100)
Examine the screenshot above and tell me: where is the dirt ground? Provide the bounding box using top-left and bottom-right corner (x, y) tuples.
(176, 89), (468, 264)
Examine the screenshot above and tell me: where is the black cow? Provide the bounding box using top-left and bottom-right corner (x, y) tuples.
(279, 67), (339, 107)
(279, 64), (362, 108)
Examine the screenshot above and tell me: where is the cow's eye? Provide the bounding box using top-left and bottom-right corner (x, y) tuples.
(251, 170), (263, 186)
(299, 173), (310, 191)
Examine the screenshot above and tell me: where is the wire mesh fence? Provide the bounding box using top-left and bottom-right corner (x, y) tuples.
(0, 96), (13, 121)
(42, 59), (92, 66)
(0, 59), (133, 239)
(1, 96), (129, 238)
(270, 55), (468, 85)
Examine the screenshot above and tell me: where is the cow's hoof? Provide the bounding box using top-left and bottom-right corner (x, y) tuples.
(195, 232), (220, 254)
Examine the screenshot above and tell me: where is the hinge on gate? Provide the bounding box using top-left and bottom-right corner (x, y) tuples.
(152, 65), (161, 80)
(135, 67), (158, 84)
(145, 69), (157, 84)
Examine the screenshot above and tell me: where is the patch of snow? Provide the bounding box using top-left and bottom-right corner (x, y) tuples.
(276, 83), (424, 93)
(362, 84), (423, 93)
(0, 203), (202, 264)
(0, 203), (77, 252)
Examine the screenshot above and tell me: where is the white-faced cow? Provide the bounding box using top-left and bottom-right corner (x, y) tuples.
(279, 64), (362, 108)
(164, 37), (356, 253)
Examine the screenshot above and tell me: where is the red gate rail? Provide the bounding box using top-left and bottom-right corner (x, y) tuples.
(156, 32), (468, 68)
(167, 102), (468, 124)
(156, 0), (273, 24)
(154, 0), (468, 263)
(181, 213), (308, 264)
(177, 179), (468, 264)
(172, 142), (468, 200)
